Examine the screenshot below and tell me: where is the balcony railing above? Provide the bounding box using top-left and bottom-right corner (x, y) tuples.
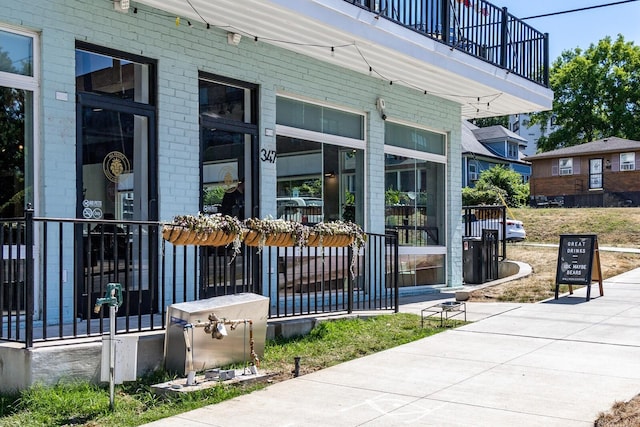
(348, 0), (549, 87)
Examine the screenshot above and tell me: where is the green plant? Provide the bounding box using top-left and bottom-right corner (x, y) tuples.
(462, 186), (502, 206)
(385, 188), (410, 205)
(471, 165), (529, 207)
(342, 190), (355, 222)
(203, 186), (227, 206)
(298, 179), (322, 198)
(244, 217), (311, 249)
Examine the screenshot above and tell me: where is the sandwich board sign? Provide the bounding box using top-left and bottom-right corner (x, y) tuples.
(555, 234), (603, 301)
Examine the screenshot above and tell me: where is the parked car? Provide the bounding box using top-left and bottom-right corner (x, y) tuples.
(277, 197), (324, 224)
(463, 214), (526, 242)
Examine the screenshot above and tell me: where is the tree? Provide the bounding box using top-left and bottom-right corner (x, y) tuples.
(0, 48), (26, 217)
(462, 186), (502, 206)
(529, 35), (640, 152)
(470, 115), (509, 128)
(463, 165), (529, 208)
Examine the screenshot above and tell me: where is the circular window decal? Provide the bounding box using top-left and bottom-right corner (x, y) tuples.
(103, 151), (131, 183)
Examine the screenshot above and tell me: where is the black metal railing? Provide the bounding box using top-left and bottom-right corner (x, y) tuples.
(1, 212), (397, 347)
(384, 205), (440, 246)
(462, 205), (507, 259)
(348, 0), (549, 86)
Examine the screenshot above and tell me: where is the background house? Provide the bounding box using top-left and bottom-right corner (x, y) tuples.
(525, 137), (640, 207)
(508, 113), (558, 157)
(462, 121), (531, 187)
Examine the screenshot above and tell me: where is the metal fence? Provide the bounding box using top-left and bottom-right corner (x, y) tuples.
(462, 205), (507, 260)
(348, 0), (548, 86)
(1, 211), (398, 348)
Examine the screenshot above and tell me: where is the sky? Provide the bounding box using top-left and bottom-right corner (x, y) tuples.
(496, 0), (640, 60)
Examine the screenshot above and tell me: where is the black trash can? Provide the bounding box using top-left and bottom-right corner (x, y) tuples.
(463, 236), (484, 284)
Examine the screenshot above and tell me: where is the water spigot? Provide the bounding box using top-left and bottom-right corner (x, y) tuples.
(94, 283), (123, 313)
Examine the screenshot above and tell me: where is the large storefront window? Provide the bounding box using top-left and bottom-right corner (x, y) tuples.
(385, 154), (445, 245)
(276, 137), (364, 224)
(385, 121), (446, 287)
(0, 28), (35, 218)
(276, 97), (365, 225)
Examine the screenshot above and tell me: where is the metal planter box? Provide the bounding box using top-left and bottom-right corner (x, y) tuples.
(164, 293), (269, 375)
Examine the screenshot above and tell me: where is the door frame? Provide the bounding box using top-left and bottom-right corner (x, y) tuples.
(75, 93), (158, 317)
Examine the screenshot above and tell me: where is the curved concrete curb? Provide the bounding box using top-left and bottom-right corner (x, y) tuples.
(462, 260), (533, 294)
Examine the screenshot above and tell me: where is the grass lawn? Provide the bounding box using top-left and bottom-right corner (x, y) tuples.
(0, 313), (453, 426)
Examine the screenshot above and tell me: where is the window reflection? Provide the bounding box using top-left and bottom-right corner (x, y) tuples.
(0, 30), (33, 76)
(199, 80), (248, 123)
(276, 136), (364, 225)
(384, 154), (445, 247)
(75, 49), (150, 104)
(398, 254), (445, 287)
(198, 77), (256, 218)
(0, 88), (30, 217)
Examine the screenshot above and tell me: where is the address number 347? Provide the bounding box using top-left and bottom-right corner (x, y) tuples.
(260, 149), (277, 163)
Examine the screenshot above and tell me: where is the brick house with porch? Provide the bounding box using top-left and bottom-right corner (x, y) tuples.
(525, 137), (640, 207)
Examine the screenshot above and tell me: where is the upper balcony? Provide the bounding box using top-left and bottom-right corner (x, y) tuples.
(133, 0), (553, 118)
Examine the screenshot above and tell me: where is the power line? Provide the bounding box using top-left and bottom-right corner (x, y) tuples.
(520, 0), (640, 20)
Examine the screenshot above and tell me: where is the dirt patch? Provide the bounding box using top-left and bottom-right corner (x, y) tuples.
(595, 393), (640, 426)
(468, 245), (640, 303)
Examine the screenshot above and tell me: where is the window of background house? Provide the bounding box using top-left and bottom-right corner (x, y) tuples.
(589, 158), (602, 189)
(620, 152), (635, 171)
(469, 163), (478, 182)
(559, 158), (573, 175)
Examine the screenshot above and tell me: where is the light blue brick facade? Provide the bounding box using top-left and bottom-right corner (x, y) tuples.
(2, 0), (464, 312)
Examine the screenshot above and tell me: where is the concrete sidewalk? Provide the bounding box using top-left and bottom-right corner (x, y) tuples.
(142, 269), (640, 426)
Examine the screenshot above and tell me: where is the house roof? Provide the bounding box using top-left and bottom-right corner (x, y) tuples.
(524, 137), (640, 160)
(461, 121), (501, 160)
(461, 121), (531, 166)
(471, 125), (528, 146)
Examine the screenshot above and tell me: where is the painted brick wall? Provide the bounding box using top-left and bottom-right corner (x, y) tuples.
(3, 0), (464, 291)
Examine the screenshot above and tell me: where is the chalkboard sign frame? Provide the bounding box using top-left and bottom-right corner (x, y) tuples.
(555, 234), (603, 301)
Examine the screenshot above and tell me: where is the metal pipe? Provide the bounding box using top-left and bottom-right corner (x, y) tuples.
(109, 304), (116, 410)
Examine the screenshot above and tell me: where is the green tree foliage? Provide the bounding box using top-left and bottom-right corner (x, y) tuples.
(463, 165), (529, 207)
(530, 35), (640, 152)
(470, 115), (509, 128)
(462, 186), (502, 206)
(0, 48), (26, 217)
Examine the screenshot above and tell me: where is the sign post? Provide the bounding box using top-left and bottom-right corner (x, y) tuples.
(555, 234), (603, 301)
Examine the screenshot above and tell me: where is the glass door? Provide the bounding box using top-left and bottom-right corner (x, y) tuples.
(76, 99), (157, 317)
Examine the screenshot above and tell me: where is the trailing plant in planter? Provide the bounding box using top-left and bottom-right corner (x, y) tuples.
(162, 214), (367, 275)
(243, 217), (310, 251)
(162, 213), (245, 256)
(310, 220), (367, 276)
(310, 220), (366, 249)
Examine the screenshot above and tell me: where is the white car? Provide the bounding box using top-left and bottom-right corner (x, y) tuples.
(277, 197), (324, 224)
(464, 215), (526, 242)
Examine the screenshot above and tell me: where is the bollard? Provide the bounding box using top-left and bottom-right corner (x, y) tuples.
(293, 356), (301, 377)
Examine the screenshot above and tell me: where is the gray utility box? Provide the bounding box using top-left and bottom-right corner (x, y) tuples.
(164, 293), (269, 375)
